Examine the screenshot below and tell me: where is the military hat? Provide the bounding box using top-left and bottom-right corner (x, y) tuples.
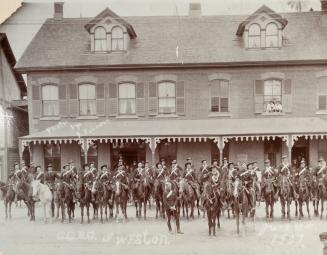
(82, 163), (89, 169)
(318, 157), (325, 162)
(100, 164), (107, 170)
(172, 159), (177, 164)
(47, 163), (53, 168)
(264, 159), (270, 164)
(223, 157), (228, 161)
(201, 159), (207, 163)
(89, 161), (95, 164)
(247, 162), (253, 168)
(212, 159), (218, 163)
(13, 162), (19, 167)
(228, 162), (234, 168)
(156, 162), (162, 168)
(186, 157), (192, 160)
(281, 155), (288, 159)
(300, 159), (306, 164)
(36, 164), (41, 169)
(185, 162), (191, 167)
(68, 160), (73, 164)
(160, 158), (166, 161)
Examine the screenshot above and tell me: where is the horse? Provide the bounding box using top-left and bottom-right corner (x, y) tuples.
(153, 178), (165, 219)
(102, 180), (114, 221)
(63, 181), (75, 223)
(76, 179), (92, 224)
(134, 175), (152, 220)
(278, 175), (292, 220)
(114, 180), (128, 221)
(16, 178), (35, 221)
(92, 178), (105, 223)
(0, 181), (15, 220)
(31, 180), (53, 223)
(178, 178), (196, 220)
(311, 175), (320, 216)
(233, 178), (251, 235)
(295, 175), (311, 219)
(54, 181), (66, 222)
(317, 176), (327, 220)
(202, 182), (220, 236)
(261, 177), (275, 220)
(224, 178), (235, 219)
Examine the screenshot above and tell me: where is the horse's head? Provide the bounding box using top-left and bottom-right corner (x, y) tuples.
(31, 180), (40, 201)
(178, 179), (185, 194)
(233, 178), (241, 198)
(75, 180), (84, 200)
(265, 178), (274, 193)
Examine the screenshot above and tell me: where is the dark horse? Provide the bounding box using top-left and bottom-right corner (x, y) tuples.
(114, 179), (128, 221)
(76, 179), (92, 224)
(233, 178), (252, 234)
(63, 182), (75, 223)
(178, 178), (196, 220)
(92, 178), (105, 223)
(317, 176), (327, 219)
(16, 178), (35, 221)
(0, 181), (15, 220)
(312, 175), (321, 217)
(202, 182), (221, 236)
(134, 175), (152, 220)
(278, 175), (292, 220)
(262, 177), (276, 220)
(54, 181), (66, 222)
(295, 175), (311, 219)
(153, 178), (165, 219)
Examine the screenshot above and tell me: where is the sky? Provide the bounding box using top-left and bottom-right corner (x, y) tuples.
(0, 0), (323, 23)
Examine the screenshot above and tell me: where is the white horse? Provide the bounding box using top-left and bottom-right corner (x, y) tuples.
(31, 180), (53, 223)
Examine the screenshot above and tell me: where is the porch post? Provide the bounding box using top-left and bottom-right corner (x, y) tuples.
(217, 136), (225, 166)
(18, 139), (23, 163)
(286, 134), (294, 161)
(149, 137), (158, 165)
(83, 138), (89, 164)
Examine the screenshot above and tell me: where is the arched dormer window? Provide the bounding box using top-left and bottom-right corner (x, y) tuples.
(266, 23), (279, 48)
(94, 26), (107, 52)
(248, 23), (261, 49)
(111, 26), (124, 51)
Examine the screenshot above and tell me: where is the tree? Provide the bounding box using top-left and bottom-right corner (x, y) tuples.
(287, 0), (308, 12)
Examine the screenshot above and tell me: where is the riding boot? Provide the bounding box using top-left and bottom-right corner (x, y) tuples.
(176, 214), (183, 234)
(167, 218), (172, 232)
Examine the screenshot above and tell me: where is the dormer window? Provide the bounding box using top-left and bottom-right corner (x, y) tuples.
(94, 26), (107, 52)
(265, 23), (279, 48)
(84, 8), (137, 54)
(248, 24), (261, 49)
(111, 26), (124, 51)
(236, 5), (287, 50)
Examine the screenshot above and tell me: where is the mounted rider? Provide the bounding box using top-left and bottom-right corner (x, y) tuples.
(44, 163), (59, 192)
(154, 162), (167, 181)
(238, 162), (255, 211)
(35, 165), (45, 184)
(198, 159), (211, 186)
(183, 162), (200, 198)
(277, 155), (296, 197)
(220, 157), (229, 181)
(132, 162), (144, 200)
(227, 162), (238, 182)
(99, 164), (112, 183)
(261, 159), (278, 199)
(114, 165), (129, 194)
(315, 157), (327, 180)
(89, 161), (97, 178)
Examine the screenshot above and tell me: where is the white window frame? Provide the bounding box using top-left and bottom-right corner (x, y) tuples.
(263, 79), (283, 113)
(41, 84), (59, 116)
(118, 82), (136, 115)
(78, 83), (96, 116)
(210, 79), (230, 113)
(265, 22), (279, 48)
(158, 81), (176, 114)
(94, 26), (107, 52)
(248, 23), (261, 49)
(111, 26), (124, 52)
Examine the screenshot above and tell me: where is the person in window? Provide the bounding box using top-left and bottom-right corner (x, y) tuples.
(266, 100), (275, 113)
(275, 101), (283, 113)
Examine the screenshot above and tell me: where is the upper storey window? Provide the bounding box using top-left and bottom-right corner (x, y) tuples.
(236, 5), (287, 50)
(266, 23), (279, 48)
(111, 26), (124, 51)
(84, 8), (137, 53)
(248, 24), (261, 49)
(94, 27), (107, 52)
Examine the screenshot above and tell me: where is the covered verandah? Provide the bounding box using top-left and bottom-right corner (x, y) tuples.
(18, 117), (327, 171)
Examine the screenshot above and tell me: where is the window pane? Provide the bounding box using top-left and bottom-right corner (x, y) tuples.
(249, 24), (261, 35)
(159, 98), (176, 114)
(119, 99), (136, 115)
(264, 79), (282, 113)
(79, 84), (95, 99)
(220, 80), (229, 97)
(319, 95), (327, 110)
(43, 101), (59, 116)
(266, 23), (278, 36)
(266, 36), (278, 48)
(119, 83), (135, 99)
(158, 82), (175, 97)
(112, 26), (123, 38)
(42, 85), (58, 100)
(95, 39), (107, 52)
(248, 36), (261, 48)
(94, 27), (106, 39)
(112, 39), (124, 51)
(211, 82), (220, 97)
(220, 98), (229, 112)
(211, 97), (219, 112)
(44, 144), (52, 157)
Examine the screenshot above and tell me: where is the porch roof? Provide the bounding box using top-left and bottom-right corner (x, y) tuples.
(20, 117), (327, 141)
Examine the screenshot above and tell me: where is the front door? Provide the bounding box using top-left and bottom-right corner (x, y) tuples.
(111, 142), (146, 169)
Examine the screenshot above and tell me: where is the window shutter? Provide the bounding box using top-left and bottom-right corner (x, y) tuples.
(176, 81), (185, 115)
(282, 79), (292, 113)
(136, 82), (145, 116)
(96, 83), (105, 116)
(148, 82), (158, 115)
(32, 85), (41, 118)
(68, 84), (78, 117)
(108, 83), (118, 116)
(318, 95), (327, 110)
(254, 80), (264, 114)
(59, 85), (67, 117)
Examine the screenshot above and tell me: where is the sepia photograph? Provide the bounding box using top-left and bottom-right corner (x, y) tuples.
(0, 0), (327, 254)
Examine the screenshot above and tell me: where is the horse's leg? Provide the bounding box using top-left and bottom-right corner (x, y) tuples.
(81, 204), (84, 224)
(306, 199), (311, 219)
(281, 198), (285, 219)
(207, 210), (211, 236)
(5, 201), (8, 220)
(155, 198), (159, 219)
(100, 203), (103, 224)
(265, 201), (269, 219)
(9, 201), (12, 220)
(287, 199), (291, 220)
(236, 210), (240, 234)
(299, 200), (303, 219)
(185, 202), (189, 220)
(217, 209), (221, 229)
(144, 198), (147, 220)
(87, 204), (90, 224)
(320, 198), (324, 220)
(212, 212), (216, 236)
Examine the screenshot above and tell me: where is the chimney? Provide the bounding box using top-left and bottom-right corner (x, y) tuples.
(189, 2), (201, 18)
(322, 0), (327, 13)
(54, 2), (64, 20)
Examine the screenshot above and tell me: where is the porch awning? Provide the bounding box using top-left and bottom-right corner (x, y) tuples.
(20, 116), (327, 142)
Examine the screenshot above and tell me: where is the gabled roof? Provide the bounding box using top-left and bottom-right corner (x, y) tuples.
(236, 5), (288, 36)
(0, 33), (26, 95)
(84, 8), (137, 39)
(15, 9), (327, 72)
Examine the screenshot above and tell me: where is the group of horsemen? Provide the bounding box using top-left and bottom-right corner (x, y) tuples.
(7, 154), (327, 210)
